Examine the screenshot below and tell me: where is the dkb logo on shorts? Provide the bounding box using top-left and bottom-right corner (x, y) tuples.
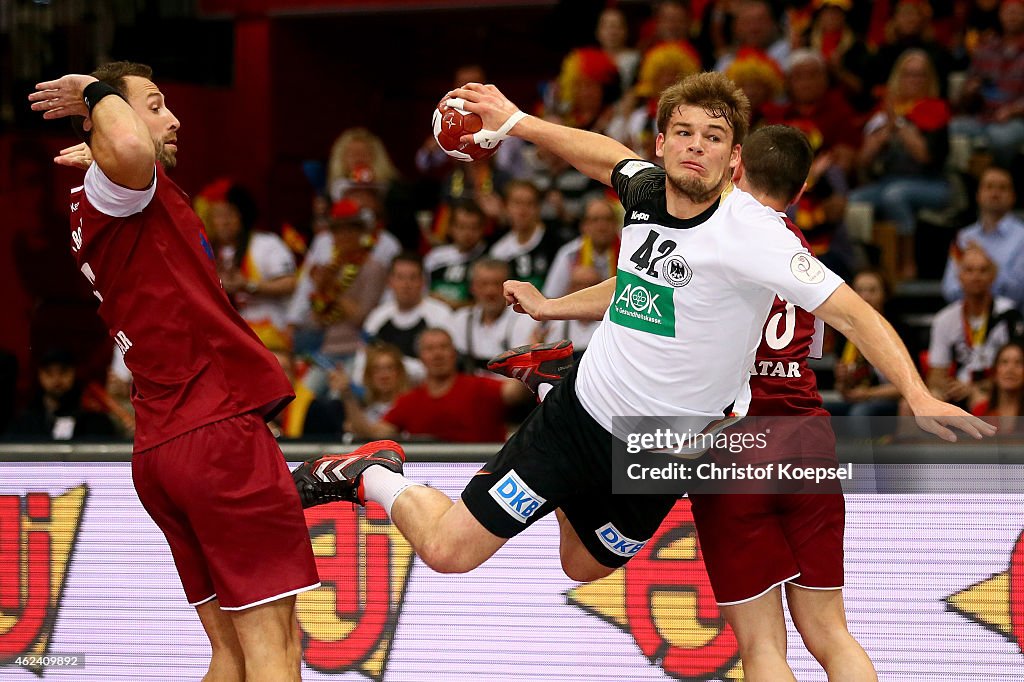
(595, 522), (647, 558)
(489, 470), (546, 523)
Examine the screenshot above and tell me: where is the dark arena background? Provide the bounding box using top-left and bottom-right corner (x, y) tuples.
(2, 0), (1024, 680)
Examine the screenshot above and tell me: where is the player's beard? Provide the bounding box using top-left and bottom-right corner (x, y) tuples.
(666, 166), (730, 205)
(155, 140), (177, 169)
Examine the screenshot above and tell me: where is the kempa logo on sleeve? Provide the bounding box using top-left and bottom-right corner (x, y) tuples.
(489, 470), (547, 523)
(610, 270), (676, 337)
(618, 160), (655, 178)
(595, 522), (648, 558)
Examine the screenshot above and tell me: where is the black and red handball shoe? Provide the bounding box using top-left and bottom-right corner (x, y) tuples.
(292, 440), (406, 508)
(486, 340), (574, 395)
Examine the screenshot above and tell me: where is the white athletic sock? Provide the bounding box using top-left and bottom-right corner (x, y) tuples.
(362, 465), (422, 517)
(538, 382), (554, 401)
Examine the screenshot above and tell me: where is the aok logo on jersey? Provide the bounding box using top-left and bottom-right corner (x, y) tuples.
(0, 486), (88, 675)
(297, 503), (414, 680)
(611, 270), (676, 337)
(946, 528), (1024, 656)
(567, 501), (745, 680)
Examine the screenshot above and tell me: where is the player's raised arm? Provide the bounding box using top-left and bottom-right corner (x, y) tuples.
(448, 82), (638, 186)
(504, 276), (616, 322)
(812, 283), (997, 441)
(29, 73), (155, 189)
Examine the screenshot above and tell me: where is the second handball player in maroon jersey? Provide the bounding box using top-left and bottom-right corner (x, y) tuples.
(687, 126), (877, 681)
(31, 62), (318, 681)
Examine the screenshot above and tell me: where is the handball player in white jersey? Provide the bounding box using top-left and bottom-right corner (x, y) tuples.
(293, 73), (993, 585)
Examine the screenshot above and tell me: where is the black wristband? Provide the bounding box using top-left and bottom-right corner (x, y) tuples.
(83, 81), (124, 113)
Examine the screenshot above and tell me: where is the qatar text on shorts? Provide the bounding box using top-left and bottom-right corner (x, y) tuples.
(626, 461), (855, 483)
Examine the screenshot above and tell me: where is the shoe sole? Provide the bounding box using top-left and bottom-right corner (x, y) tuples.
(306, 440), (407, 483)
(487, 340), (573, 372)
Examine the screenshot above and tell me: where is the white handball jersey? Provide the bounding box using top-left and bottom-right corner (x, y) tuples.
(575, 159), (844, 434)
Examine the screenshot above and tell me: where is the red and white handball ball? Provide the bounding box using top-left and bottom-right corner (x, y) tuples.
(432, 98), (501, 162)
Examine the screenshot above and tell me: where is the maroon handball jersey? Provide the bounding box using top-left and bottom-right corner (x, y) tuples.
(69, 163), (293, 452)
(746, 217), (829, 418)
(739, 216), (836, 462)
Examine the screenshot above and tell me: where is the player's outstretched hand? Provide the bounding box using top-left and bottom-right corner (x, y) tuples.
(911, 396), (997, 442)
(54, 142), (93, 170)
(28, 74), (97, 120)
(504, 280), (548, 320)
(445, 83), (524, 146)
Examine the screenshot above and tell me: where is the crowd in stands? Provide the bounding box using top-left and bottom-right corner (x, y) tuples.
(4, 0), (1024, 442)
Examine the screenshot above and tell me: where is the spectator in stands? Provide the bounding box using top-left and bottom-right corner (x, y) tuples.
(268, 345), (346, 439)
(327, 127), (398, 203)
(725, 48), (786, 126)
(849, 49), (952, 280)
(517, 264), (603, 362)
(596, 6), (641, 92)
(429, 154), (508, 250)
(287, 199), (388, 364)
(800, 0), (873, 111)
(340, 327), (525, 442)
(8, 349), (115, 440)
(951, 0), (1024, 167)
(543, 196), (620, 299)
(866, 0), (958, 100)
(971, 340), (1024, 418)
(318, 342), (411, 438)
(942, 166), (1024, 308)
(761, 49), (861, 277)
(523, 123), (607, 229)
(363, 252), (452, 374)
(763, 49), (862, 167)
(331, 165), (402, 268)
(424, 199), (489, 309)
(356, 343), (410, 422)
(608, 40), (702, 159)
(310, 193), (331, 238)
(451, 258), (526, 370)
(553, 47), (621, 136)
(306, 342), (410, 439)
(199, 179), (297, 341)
(714, 0), (790, 74)
(489, 180), (564, 289)
(637, 0), (693, 54)
(830, 269), (903, 416)
(959, 0), (1004, 56)
(928, 246), (1023, 405)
